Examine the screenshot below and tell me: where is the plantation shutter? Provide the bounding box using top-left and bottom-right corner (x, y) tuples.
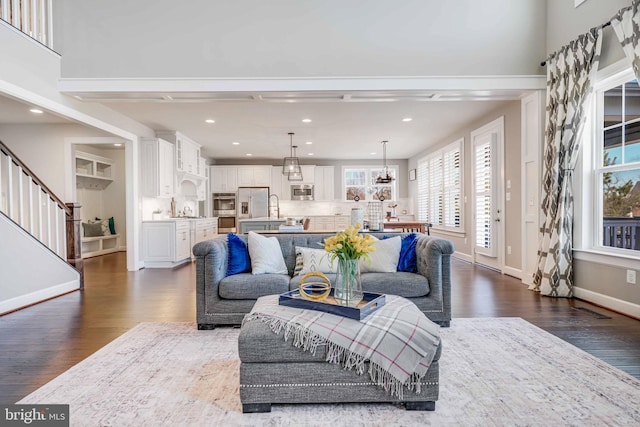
(428, 156), (443, 225)
(474, 134), (496, 256)
(417, 158), (429, 221)
(443, 146), (461, 227)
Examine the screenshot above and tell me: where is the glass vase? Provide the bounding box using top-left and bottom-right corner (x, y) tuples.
(334, 258), (363, 307)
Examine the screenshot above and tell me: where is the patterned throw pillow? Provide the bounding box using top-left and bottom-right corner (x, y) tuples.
(95, 217), (117, 235)
(293, 246), (336, 276)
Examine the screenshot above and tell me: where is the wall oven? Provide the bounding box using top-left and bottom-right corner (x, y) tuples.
(212, 192), (237, 233)
(291, 184), (314, 201)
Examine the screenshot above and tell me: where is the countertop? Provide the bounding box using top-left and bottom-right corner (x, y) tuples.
(142, 217), (217, 223)
(237, 217), (285, 222)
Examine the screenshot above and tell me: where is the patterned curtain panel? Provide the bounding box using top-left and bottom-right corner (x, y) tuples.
(531, 28), (602, 297)
(611, 0), (640, 81)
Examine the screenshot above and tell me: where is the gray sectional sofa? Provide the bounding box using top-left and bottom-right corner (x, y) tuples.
(193, 232), (454, 329)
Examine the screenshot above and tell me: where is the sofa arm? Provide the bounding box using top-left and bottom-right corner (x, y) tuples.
(193, 236), (229, 307)
(415, 235), (455, 319)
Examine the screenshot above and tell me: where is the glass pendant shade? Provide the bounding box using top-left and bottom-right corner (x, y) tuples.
(375, 140), (395, 184)
(282, 132), (303, 180)
(287, 144), (303, 181)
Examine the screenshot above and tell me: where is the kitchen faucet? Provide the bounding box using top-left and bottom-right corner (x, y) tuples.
(269, 194), (280, 219)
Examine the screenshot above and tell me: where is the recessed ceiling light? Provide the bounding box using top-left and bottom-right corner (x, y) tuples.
(113, 143), (122, 147)
(402, 117), (413, 122)
(302, 118), (312, 123)
(370, 152), (377, 155)
(29, 108), (43, 114)
(308, 153), (314, 156)
(205, 119), (215, 124)
(246, 153), (252, 156)
(305, 141), (313, 145)
(232, 142), (240, 145)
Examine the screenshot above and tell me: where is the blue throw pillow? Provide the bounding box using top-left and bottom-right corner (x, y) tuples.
(397, 233), (418, 273)
(226, 233), (251, 276)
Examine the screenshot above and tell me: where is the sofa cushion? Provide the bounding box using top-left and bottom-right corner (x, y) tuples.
(220, 273), (290, 299)
(361, 272), (430, 298)
(360, 236), (401, 273)
(227, 233), (251, 276)
(248, 232), (288, 275)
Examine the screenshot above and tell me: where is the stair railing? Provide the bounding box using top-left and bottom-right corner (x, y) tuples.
(0, 140), (83, 286)
(0, 0), (53, 49)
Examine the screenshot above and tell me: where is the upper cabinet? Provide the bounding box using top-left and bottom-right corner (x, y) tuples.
(156, 131), (206, 179)
(210, 166), (238, 192)
(237, 166), (271, 187)
(314, 166), (335, 201)
(75, 151), (114, 190)
(140, 138), (175, 198)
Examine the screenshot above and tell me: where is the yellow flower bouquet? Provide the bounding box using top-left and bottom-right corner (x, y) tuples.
(320, 223), (375, 306)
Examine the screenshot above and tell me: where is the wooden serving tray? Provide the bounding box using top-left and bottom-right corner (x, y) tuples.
(278, 289), (386, 320)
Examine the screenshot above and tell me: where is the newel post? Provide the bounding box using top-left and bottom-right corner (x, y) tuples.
(66, 202), (84, 289)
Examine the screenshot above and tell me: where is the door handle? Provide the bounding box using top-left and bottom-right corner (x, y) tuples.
(495, 218), (501, 222)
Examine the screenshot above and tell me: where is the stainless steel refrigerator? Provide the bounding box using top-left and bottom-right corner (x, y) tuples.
(237, 187), (269, 219)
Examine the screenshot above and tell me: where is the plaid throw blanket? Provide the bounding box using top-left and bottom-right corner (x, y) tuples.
(244, 294), (441, 398)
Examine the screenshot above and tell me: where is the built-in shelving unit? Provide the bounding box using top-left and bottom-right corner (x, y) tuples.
(75, 151), (114, 189)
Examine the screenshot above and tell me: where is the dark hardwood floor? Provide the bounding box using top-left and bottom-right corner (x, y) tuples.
(1, 252), (639, 403)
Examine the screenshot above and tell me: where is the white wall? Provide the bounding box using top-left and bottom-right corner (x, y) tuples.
(408, 101), (522, 270)
(0, 124), (111, 201)
(546, 0), (629, 68)
(0, 214), (80, 314)
(55, 0), (546, 79)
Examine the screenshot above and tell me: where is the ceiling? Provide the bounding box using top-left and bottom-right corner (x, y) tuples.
(1, 89), (526, 160)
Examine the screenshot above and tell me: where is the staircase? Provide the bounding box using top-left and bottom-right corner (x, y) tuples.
(0, 140), (83, 314)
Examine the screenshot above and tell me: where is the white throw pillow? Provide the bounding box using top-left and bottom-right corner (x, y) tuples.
(248, 232), (288, 275)
(359, 236), (401, 273)
(294, 246), (337, 276)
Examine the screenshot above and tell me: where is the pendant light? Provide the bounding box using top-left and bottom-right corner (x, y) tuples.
(282, 132), (303, 181)
(375, 140), (395, 184)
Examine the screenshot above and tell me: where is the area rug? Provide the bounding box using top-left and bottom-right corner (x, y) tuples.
(19, 318), (640, 426)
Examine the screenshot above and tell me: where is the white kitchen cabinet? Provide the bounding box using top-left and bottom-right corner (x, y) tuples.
(192, 218), (218, 247)
(270, 167), (284, 199)
(237, 166), (271, 187)
(334, 215), (350, 230)
(313, 166), (335, 200)
(310, 216), (336, 231)
(156, 131), (204, 178)
(140, 138), (175, 198)
(210, 166), (238, 192)
(298, 165), (315, 184)
(142, 220), (191, 268)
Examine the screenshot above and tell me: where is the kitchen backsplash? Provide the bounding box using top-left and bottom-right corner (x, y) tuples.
(278, 198), (413, 218)
(142, 197), (199, 220)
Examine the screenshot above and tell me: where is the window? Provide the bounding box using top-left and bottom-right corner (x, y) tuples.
(417, 139), (463, 229)
(594, 74), (640, 254)
(343, 166), (397, 202)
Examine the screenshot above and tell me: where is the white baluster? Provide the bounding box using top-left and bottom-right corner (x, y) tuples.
(17, 166), (24, 227)
(27, 176), (34, 234)
(22, 0), (31, 37)
(46, 196), (52, 249)
(11, 0), (21, 29)
(6, 155), (13, 219)
(37, 187), (43, 241)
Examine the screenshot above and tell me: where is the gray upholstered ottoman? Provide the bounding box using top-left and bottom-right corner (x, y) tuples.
(238, 316), (441, 413)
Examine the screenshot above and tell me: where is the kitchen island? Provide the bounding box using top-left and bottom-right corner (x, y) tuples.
(237, 217), (286, 234)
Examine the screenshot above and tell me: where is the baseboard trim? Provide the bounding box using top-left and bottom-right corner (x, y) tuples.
(573, 287), (640, 320)
(503, 266), (522, 280)
(0, 280), (80, 315)
(453, 252), (473, 263)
